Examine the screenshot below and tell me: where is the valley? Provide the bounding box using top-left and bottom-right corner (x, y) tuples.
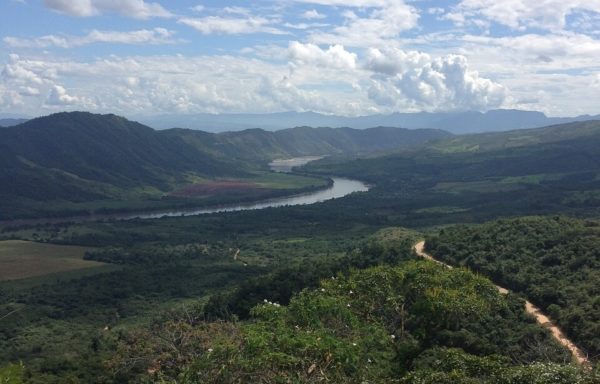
(2, 113), (600, 383)
(4, 1), (600, 382)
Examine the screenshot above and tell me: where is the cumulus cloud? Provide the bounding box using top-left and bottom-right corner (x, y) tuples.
(4, 28), (177, 48)
(365, 48), (506, 111)
(43, 0), (172, 19)
(446, 0), (600, 31)
(179, 15), (286, 35)
(0, 43), (515, 116)
(0, 54), (361, 115)
(288, 41), (357, 69)
(46, 85), (80, 105)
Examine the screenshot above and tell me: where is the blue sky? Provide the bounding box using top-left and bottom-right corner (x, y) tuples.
(1, 0), (600, 117)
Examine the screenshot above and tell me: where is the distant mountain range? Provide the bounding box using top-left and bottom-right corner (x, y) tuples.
(138, 109), (600, 134)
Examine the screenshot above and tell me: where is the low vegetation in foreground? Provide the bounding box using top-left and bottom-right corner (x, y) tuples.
(110, 260), (584, 383)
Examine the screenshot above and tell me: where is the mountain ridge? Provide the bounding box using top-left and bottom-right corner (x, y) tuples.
(138, 109), (600, 134)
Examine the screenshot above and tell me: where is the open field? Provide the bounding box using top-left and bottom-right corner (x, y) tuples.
(0, 240), (103, 281)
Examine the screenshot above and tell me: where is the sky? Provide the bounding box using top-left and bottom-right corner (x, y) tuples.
(1, 0), (599, 118)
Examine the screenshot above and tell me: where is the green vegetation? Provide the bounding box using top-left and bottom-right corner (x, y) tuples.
(0, 211), (374, 382)
(0, 362), (24, 384)
(425, 216), (600, 360)
(304, 120), (600, 226)
(0, 112), (447, 220)
(4, 117), (600, 382)
(110, 260), (575, 383)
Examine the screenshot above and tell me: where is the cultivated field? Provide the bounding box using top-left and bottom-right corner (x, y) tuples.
(0, 240), (103, 281)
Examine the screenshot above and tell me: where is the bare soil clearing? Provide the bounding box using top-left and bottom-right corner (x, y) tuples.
(414, 241), (589, 367)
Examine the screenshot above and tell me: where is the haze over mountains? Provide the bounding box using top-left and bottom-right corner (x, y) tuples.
(137, 109), (600, 134)
(5, 109), (600, 135)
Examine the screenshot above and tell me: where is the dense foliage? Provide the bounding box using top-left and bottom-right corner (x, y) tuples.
(426, 216), (600, 359)
(110, 261), (575, 383)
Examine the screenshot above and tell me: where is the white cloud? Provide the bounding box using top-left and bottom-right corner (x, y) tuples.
(179, 16), (286, 35)
(307, 0), (420, 46)
(365, 47), (507, 111)
(3, 28), (178, 48)
(301, 9), (326, 19)
(283, 22), (329, 30)
(0, 54), (360, 115)
(42, 0), (172, 19)
(46, 85), (80, 105)
(288, 41), (357, 69)
(19, 86), (40, 96)
(295, 0), (389, 6)
(223, 6), (252, 16)
(459, 32), (600, 72)
(446, 0), (600, 31)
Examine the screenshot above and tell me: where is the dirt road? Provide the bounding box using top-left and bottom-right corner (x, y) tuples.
(413, 241), (589, 367)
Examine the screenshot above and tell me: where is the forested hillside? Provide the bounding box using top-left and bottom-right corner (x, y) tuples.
(304, 120), (600, 226)
(425, 216), (600, 360)
(0, 112), (449, 220)
(163, 125), (451, 162)
(0, 112), (245, 217)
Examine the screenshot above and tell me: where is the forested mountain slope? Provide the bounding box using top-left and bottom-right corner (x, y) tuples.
(0, 112), (449, 219)
(304, 120), (600, 226)
(0, 112), (245, 216)
(164, 125), (451, 162)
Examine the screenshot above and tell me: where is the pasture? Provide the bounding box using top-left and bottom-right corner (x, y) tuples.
(0, 240), (103, 281)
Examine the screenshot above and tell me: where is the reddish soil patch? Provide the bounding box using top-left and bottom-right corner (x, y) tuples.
(170, 180), (263, 197)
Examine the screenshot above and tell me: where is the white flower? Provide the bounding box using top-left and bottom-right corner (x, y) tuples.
(347, 303), (351, 308)
(349, 290), (353, 294)
(391, 334), (396, 339)
(352, 343), (357, 346)
(207, 348), (213, 353)
(321, 288), (325, 292)
(263, 299), (268, 303)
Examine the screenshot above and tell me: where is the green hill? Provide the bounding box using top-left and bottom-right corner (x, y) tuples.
(0, 112), (450, 220)
(165, 125), (451, 162)
(0, 112), (246, 219)
(304, 120), (600, 226)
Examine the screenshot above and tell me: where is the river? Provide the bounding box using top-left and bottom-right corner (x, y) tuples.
(3, 156), (369, 225)
(122, 156), (368, 219)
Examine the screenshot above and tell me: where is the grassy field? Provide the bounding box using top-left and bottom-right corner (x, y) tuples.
(0, 240), (103, 281)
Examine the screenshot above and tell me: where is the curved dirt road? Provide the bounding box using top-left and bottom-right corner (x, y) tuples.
(414, 241), (589, 367)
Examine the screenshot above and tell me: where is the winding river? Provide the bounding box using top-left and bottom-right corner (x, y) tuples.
(3, 157), (368, 225)
(123, 176), (368, 220)
(123, 156), (368, 220)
